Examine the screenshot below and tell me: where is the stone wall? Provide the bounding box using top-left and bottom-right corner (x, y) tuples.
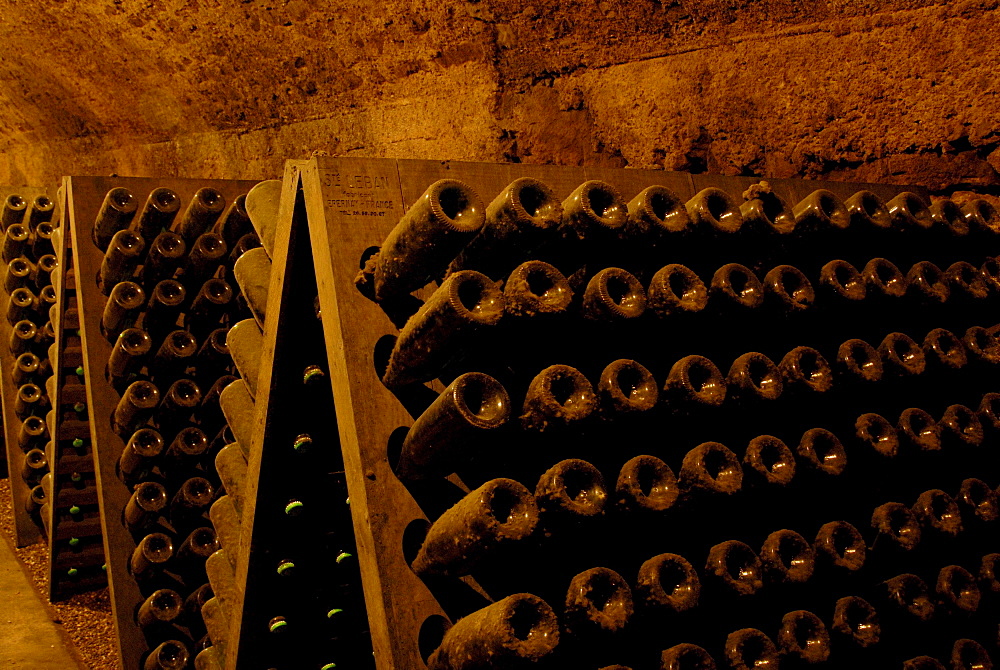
(1, 0), (998, 195)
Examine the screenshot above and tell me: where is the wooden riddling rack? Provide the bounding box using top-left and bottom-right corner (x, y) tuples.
(46, 180), (107, 598)
(66, 175), (256, 669)
(213, 165), (374, 670)
(303, 157), (1000, 669)
(0, 184), (59, 548)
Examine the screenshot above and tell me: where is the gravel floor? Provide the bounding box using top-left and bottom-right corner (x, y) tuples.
(0, 477), (118, 669)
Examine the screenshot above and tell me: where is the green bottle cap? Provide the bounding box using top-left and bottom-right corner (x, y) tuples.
(345, 497), (350, 506)
(75, 329), (82, 337)
(302, 366), (326, 384)
(68, 505), (81, 515)
(335, 552), (353, 565)
(101, 564), (107, 572)
(66, 568), (79, 577)
(284, 500), (304, 516)
(268, 618), (287, 633)
(70, 472), (82, 483)
(68, 537), (80, 547)
(276, 561), (295, 576)
(73, 403), (86, 413)
(72, 438), (85, 449)
(75, 366), (84, 377)
(321, 664), (337, 670)
(292, 435), (313, 453)
(326, 608), (343, 619)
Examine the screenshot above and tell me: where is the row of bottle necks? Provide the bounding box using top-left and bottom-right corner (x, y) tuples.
(0, 192), (55, 233)
(360, 176), (1000, 310)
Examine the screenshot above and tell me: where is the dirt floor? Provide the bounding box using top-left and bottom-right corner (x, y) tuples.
(0, 478), (118, 670)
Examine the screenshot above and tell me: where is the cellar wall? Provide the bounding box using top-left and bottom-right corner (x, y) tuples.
(0, 0), (998, 193)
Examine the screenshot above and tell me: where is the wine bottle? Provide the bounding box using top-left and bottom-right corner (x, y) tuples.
(175, 526), (221, 572)
(818, 260), (866, 320)
(31, 254), (56, 290)
(381, 270), (504, 388)
(169, 477), (215, 526)
(143, 640), (189, 670)
(503, 260), (573, 319)
(929, 198), (969, 246)
(912, 488), (963, 538)
(938, 404), (984, 450)
(723, 628), (779, 670)
(92, 187), (137, 251)
(887, 192), (933, 232)
(225, 232), (261, 273)
(946, 261), (990, 309)
(24, 482), (45, 514)
(182, 233), (228, 291)
(130, 532), (173, 580)
(11, 352), (39, 385)
(33, 320), (54, 350)
(777, 610), (830, 665)
(150, 329), (198, 382)
(615, 455), (678, 513)
(117, 429), (163, 486)
(557, 180), (628, 271)
(982, 257), (1000, 297)
(831, 596), (880, 649)
(397, 371), (510, 479)
(814, 521), (866, 572)
(98, 229), (145, 295)
(9, 319), (36, 355)
(883, 573), (935, 621)
(935, 565), (981, 616)
(743, 435), (796, 489)
(871, 502), (922, 553)
(183, 582), (214, 628)
(143, 280), (187, 341)
(161, 427), (210, 478)
(209, 496), (241, 553)
(963, 198), (1000, 239)
(101, 281), (145, 340)
(174, 188), (226, 243)
(1, 223), (27, 264)
(705, 540), (763, 596)
(980, 392), (1000, 436)
(31, 221), (55, 257)
(862, 258), (908, 314)
(213, 193), (252, 249)
(136, 589), (183, 628)
(763, 264), (814, 316)
(6, 286), (37, 324)
(662, 355), (727, 412)
(956, 478), (999, 528)
(660, 643), (717, 670)
(0, 193), (26, 230)
(18, 415), (46, 451)
(535, 459), (607, 519)
(793, 189), (849, 236)
(107, 328), (153, 391)
(779, 346), (833, 395)
(855, 413), (900, 460)
(903, 657), (945, 670)
(625, 185), (692, 271)
(726, 352), (783, 403)
(597, 359), (658, 418)
(907, 261), (951, 308)
(425, 593), (559, 670)
(519, 364), (597, 432)
(20, 448), (47, 486)
(124, 481), (168, 531)
(14, 382), (44, 419)
(845, 190), (890, 239)
(139, 231), (186, 288)
(647, 264), (707, 320)
(686, 187), (743, 238)
(679, 442), (743, 498)
(155, 379), (202, 434)
(709, 264), (763, 318)
(4, 256), (31, 294)
(878, 332), (926, 379)
(112, 381), (160, 436)
(134, 187), (181, 244)
(563, 567), (633, 635)
(950, 640), (993, 670)
(636, 552), (700, 613)
(898, 407), (942, 455)
(739, 184), (795, 263)
(581, 267), (647, 321)
(963, 326), (1000, 373)
(760, 529), (815, 585)
(448, 177), (563, 279)
(370, 179), (485, 302)
(796, 428), (847, 478)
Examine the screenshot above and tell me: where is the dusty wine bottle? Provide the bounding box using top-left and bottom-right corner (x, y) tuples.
(686, 187), (743, 237)
(98, 229), (145, 295)
(796, 428), (847, 478)
(519, 364), (597, 432)
(449, 177), (562, 279)
(8, 319), (36, 355)
(13, 383), (43, 419)
(215, 444), (247, 509)
(887, 192), (933, 232)
(170, 477), (215, 525)
(18, 416), (46, 451)
(143, 280), (187, 341)
(134, 187), (181, 244)
(743, 435), (796, 489)
(662, 355), (727, 411)
(862, 257), (908, 305)
(726, 352), (783, 403)
(963, 326), (1000, 368)
(963, 198), (1000, 238)
(198, 374), (237, 435)
(912, 488), (963, 538)
(760, 529), (814, 584)
(370, 179), (485, 302)
(763, 264), (814, 315)
(397, 371), (510, 479)
(897, 407), (942, 454)
(636, 553), (700, 612)
(647, 264), (707, 319)
(818, 260), (866, 309)
(124, 482), (169, 532)
(740, 183), (795, 238)
(425, 593), (559, 670)
(92, 187), (137, 251)
(101, 281), (145, 340)
(13, 353), (40, 386)
(176, 527), (221, 571)
(625, 184), (692, 249)
(182, 233), (228, 289)
(582, 267), (647, 321)
(921, 328), (967, 375)
(558, 180), (629, 261)
(615, 455), (678, 513)
(113, 381), (160, 436)
(4, 256), (31, 294)
(929, 197), (969, 238)
(831, 596), (880, 649)
(174, 188), (226, 243)
(185, 278), (233, 336)
(706, 540), (763, 596)
(883, 573), (935, 621)
(139, 231), (186, 288)
(935, 565), (981, 616)
(1, 224), (27, 265)
(118, 430), (165, 486)
(709, 263), (763, 315)
(535, 458), (607, 520)
(878, 332), (926, 378)
(777, 610), (830, 664)
(6, 286), (36, 324)
(31, 221), (54, 257)
(0, 193), (26, 230)
(19, 448), (46, 486)
(950, 640), (993, 670)
(143, 640), (189, 670)
(107, 328), (153, 391)
(946, 261), (990, 304)
(679, 442), (743, 498)
(956, 478), (999, 527)
(155, 379), (202, 434)
(793, 189), (849, 236)
(213, 193), (252, 248)
(503, 260), (573, 318)
(563, 567), (633, 635)
(412, 477), (538, 576)
(382, 269), (504, 387)
(778, 346), (833, 395)
(130, 532), (174, 580)
(32, 254), (55, 291)
(660, 643), (717, 670)
(906, 261), (950, 306)
(845, 190), (890, 234)
(814, 521), (866, 572)
(161, 427), (210, 478)
(150, 329), (197, 382)
(939, 404), (984, 449)
(137, 589), (183, 629)
(597, 359), (658, 418)
(725, 628), (779, 670)
(871, 502), (922, 552)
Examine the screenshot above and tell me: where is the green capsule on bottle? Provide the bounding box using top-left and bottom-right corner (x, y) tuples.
(268, 616), (287, 634)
